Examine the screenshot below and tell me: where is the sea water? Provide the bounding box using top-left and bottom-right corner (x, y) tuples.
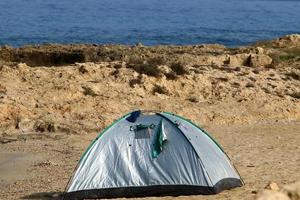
(0, 0), (299, 47)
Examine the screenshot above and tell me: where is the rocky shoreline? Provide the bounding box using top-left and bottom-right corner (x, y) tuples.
(0, 34), (299, 67)
(1, 34), (299, 134)
(0, 35), (299, 199)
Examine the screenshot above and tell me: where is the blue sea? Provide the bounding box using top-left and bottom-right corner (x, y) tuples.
(0, 0), (300, 47)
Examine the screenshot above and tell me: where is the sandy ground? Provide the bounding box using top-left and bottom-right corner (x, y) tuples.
(0, 124), (299, 200)
(0, 35), (299, 199)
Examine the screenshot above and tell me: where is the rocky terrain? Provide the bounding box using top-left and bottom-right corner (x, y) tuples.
(0, 34), (299, 199)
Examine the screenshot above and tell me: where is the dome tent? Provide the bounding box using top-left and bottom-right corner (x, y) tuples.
(64, 110), (243, 199)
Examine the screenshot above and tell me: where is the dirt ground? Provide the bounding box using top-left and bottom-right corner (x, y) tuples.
(0, 35), (299, 199)
(1, 123), (299, 200)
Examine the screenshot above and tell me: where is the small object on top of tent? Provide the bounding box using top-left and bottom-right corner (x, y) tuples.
(126, 110), (141, 122)
(64, 110), (244, 200)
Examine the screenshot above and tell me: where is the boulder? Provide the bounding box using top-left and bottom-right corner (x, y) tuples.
(256, 47), (265, 54)
(249, 54), (273, 67)
(16, 63), (30, 73)
(265, 182), (280, 191)
(225, 54), (250, 67)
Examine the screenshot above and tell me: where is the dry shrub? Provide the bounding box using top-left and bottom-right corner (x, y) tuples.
(165, 71), (178, 80)
(147, 57), (166, 66)
(127, 55), (144, 65)
(170, 62), (189, 75)
(269, 48), (300, 66)
(129, 75), (143, 88)
(285, 47), (300, 57)
(127, 56), (164, 77)
(34, 120), (56, 132)
(187, 96), (199, 103)
(152, 84), (169, 95)
(140, 64), (162, 77)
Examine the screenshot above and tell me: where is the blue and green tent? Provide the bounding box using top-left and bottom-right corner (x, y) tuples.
(64, 110), (243, 199)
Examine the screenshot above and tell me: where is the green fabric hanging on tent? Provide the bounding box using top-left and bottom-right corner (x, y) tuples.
(152, 119), (167, 158)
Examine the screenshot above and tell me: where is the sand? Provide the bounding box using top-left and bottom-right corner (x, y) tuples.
(0, 34), (299, 199)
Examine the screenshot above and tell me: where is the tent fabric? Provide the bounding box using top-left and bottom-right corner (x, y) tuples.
(158, 112), (240, 186)
(64, 111), (243, 199)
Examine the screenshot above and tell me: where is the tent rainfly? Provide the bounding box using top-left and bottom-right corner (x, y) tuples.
(64, 111), (243, 199)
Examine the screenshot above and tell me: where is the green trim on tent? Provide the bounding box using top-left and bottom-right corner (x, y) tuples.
(162, 112), (225, 153)
(78, 113), (131, 162)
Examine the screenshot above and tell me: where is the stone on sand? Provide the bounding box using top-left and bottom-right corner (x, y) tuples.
(265, 182), (280, 191)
